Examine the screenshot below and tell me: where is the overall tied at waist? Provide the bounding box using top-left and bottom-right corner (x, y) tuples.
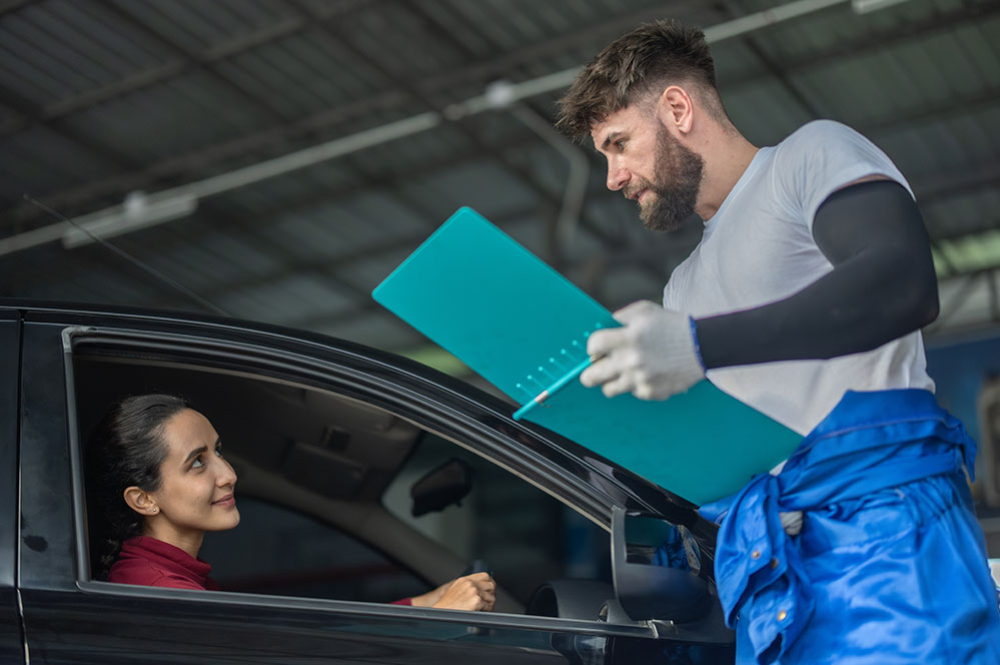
(700, 389), (977, 665)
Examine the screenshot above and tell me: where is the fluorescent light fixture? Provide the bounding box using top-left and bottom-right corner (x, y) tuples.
(61, 192), (198, 249)
(851, 0), (912, 14)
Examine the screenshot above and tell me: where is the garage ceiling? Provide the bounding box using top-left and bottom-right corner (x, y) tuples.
(1, 0), (998, 369)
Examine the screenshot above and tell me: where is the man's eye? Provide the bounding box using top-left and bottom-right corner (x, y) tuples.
(191, 457), (204, 469)
(215, 446), (224, 458)
(615, 140), (626, 151)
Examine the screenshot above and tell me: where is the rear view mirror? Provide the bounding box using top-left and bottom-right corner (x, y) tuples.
(610, 506), (713, 623)
(410, 458), (473, 517)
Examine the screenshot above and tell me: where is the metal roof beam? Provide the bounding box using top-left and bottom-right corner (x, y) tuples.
(410, 0), (713, 94)
(0, 82), (141, 175)
(4, 0), (990, 232)
(0, 88), (408, 230)
(918, 161), (1000, 206)
(860, 87), (1000, 135)
(719, 0), (1000, 91)
(0, 0), (377, 135)
(0, 0), (708, 138)
(193, 153), (1000, 309)
(0, 0), (940, 229)
(316, 0), (605, 267)
(282, 225), (700, 334)
(931, 218), (1000, 244)
(261, 1), (636, 271)
(154, 202), (544, 315)
(0, 0), (33, 17)
(715, 0), (825, 121)
(8, 134), (540, 296)
(94, 2), (289, 122)
(3, 0), (987, 138)
(9, 195), (377, 317)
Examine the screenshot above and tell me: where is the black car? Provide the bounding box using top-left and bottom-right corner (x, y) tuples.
(1, 300), (734, 664)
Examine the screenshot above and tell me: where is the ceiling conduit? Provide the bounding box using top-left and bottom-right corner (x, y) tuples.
(0, 0), (865, 257)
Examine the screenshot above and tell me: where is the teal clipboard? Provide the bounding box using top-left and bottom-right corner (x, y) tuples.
(373, 207), (802, 505)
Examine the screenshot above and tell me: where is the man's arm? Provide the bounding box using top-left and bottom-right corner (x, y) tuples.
(695, 179), (938, 369)
(581, 178), (938, 399)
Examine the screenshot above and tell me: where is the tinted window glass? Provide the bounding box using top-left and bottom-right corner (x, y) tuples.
(382, 433), (610, 605)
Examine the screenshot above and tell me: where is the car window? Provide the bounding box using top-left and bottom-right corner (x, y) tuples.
(72, 341), (612, 619)
(382, 432), (611, 605)
(199, 496), (428, 604)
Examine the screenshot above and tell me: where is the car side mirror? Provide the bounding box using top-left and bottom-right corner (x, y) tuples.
(410, 458), (473, 517)
(610, 506), (713, 623)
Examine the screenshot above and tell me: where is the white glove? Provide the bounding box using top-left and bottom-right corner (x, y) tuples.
(780, 510), (804, 536)
(580, 300), (705, 400)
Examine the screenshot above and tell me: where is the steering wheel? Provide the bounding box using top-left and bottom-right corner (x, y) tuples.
(460, 559), (491, 577)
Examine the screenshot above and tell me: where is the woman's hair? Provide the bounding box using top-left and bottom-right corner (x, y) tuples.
(85, 394), (189, 579)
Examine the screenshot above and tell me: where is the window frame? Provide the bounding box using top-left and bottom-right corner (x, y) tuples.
(61, 324), (664, 638)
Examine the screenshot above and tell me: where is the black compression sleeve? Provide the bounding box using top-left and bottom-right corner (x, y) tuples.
(694, 180), (939, 370)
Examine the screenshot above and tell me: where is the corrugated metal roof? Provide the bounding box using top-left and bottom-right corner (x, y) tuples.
(0, 0), (998, 351)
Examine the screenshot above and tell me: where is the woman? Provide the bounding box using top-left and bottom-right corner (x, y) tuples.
(86, 393), (495, 611)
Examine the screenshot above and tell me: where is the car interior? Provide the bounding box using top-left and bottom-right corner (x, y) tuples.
(71, 350), (615, 618)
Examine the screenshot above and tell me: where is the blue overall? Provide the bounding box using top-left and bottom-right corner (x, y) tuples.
(701, 389), (1000, 664)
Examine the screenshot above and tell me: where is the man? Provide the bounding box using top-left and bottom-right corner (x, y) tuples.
(557, 19), (1000, 665)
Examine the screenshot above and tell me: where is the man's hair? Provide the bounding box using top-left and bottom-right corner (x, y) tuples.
(556, 19), (725, 141)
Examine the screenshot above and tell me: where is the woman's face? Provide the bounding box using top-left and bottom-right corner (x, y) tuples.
(146, 408), (240, 541)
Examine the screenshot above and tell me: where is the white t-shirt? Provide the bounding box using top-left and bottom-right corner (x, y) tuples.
(662, 120), (934, 436)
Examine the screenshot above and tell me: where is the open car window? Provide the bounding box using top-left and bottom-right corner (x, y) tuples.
(69, 334), (612, 618)
(199, 496), (429, 603)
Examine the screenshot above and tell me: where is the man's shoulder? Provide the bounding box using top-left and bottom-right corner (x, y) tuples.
(778, 119), (867, 153)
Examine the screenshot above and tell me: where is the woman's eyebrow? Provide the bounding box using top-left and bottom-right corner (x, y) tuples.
(183, 446), (208, 464)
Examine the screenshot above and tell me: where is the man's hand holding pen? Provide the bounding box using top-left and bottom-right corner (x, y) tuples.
(580, 300), (705, 401)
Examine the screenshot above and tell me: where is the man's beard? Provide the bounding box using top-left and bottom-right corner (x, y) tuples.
(637, 127), (704, 232)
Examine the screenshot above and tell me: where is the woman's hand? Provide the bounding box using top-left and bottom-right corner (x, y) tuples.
(428, 572), (496, 612)
(408, 578), (453, 607)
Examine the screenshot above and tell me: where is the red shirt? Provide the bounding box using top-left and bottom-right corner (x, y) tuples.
(109, 535), (412, 604)
(109, 536), (219, 590)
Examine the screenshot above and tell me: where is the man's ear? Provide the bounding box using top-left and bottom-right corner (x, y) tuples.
(123, 486), (158, 516)
(656, 85), (695, 134)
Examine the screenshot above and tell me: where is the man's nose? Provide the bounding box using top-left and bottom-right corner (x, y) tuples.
(606, 161), (629, 191)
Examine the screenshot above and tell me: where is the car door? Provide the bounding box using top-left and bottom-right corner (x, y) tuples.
(18, 310), (731, 664)
(0, 309), (25, 664)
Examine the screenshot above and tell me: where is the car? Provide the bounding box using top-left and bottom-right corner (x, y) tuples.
(1, 299), (735, 664)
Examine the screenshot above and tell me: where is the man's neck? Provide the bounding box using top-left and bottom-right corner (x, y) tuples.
(694, 133), (759, 221)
